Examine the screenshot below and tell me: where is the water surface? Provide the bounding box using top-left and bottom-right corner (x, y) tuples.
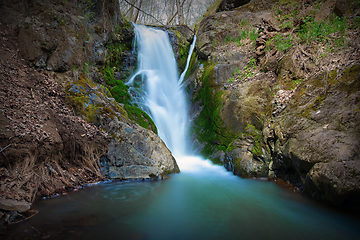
(5, 161), (360, 240)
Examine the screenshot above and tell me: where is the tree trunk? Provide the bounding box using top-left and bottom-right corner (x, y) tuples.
(133, 0), (143, 23)
(176, 0), (185, 25)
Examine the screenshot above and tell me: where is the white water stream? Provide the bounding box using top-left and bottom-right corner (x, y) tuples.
(126, 24), (208, 170)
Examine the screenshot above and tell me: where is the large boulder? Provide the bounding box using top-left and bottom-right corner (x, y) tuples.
(105, 121), (180, 180)
(0, 198), (30, 213)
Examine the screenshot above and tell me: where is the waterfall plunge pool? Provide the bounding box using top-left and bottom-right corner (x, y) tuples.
(4, 161), (360, 240)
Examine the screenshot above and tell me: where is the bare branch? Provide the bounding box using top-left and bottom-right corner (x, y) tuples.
(122, 0), (164, 25)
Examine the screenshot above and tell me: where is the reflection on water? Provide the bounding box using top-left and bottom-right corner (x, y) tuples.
(4, 157), (360, 240)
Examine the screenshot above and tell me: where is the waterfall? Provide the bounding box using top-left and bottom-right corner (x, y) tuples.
(126, 24), (196, 161)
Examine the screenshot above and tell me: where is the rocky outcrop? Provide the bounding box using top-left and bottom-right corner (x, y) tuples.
(224, 125), (269, 178)
(195, 7), (277, 60)
(192, 0), (360, 209)
(0, 21), (110, 219)
(264, 65), (360, 206)
(105, 124), (179, 180)
(65, 76), (180, 180)
(0, 0), (130, 71)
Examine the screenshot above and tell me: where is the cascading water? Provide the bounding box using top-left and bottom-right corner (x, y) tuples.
(7, 24), (360, 240)
(126, 24), (195, 161)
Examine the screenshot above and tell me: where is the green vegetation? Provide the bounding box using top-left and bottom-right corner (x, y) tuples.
(172, 29), (191, 73)
(124, 105), (157, 133)
(98, 23), (157, 133)
(232, 58), (258, 82)
(242, 125), (263, 157)
(193, 63), (237, 159)
(298, 15), (347, 47)
(65, 74), (126, 124)
(266, 33), (293, 52)
(229, 28), (259, 47)
(82, 0), (96, 22)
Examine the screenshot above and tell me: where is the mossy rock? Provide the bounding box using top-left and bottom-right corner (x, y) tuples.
(224, 125), (270, 178)
(65, 74), (130, 124)
(192, 63), (237, 160)
(220, 79), (272, 134)
(123, 105), (157, 134)
(276, 48), (310, 90)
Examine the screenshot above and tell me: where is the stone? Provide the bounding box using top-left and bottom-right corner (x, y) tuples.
(196, 9), (278, 60)
(0, 198), (30, 213)
(224, 125), (270, 178)
(265, 65), (360, 206)
(220, 79), (272, 134)
(103, 120), (180, 180)
(65, 77), (180, 180)
(13, 0), (127, 71)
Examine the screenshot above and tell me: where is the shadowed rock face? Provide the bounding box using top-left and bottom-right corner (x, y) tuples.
(217, 0), (251, 12)
(1, 0), (131, 71)
(196, 9), (277, 60)
(105, 122), (180, 180)
(265, 65), (360, 207)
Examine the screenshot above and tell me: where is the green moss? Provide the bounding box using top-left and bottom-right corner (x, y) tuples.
(83, 104), (99, 123)
(171, 29), (191, 73)
(71, 95), (89, 112)
(338, 65), (360, 93)
(243, 125), (263, 157)
(292, 83), (306, 103)
(110, 84), (131, 104)
(124, 105), (157, 134)
(185, 51), (198, 79)
(328, 69), (338, 86)
(193, 63), (237, 159)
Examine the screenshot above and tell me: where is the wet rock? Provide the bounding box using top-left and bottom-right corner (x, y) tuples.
(0, 198), (30, 213)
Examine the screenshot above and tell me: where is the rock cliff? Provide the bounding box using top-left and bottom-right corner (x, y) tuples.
(191, 0), (360, 210)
